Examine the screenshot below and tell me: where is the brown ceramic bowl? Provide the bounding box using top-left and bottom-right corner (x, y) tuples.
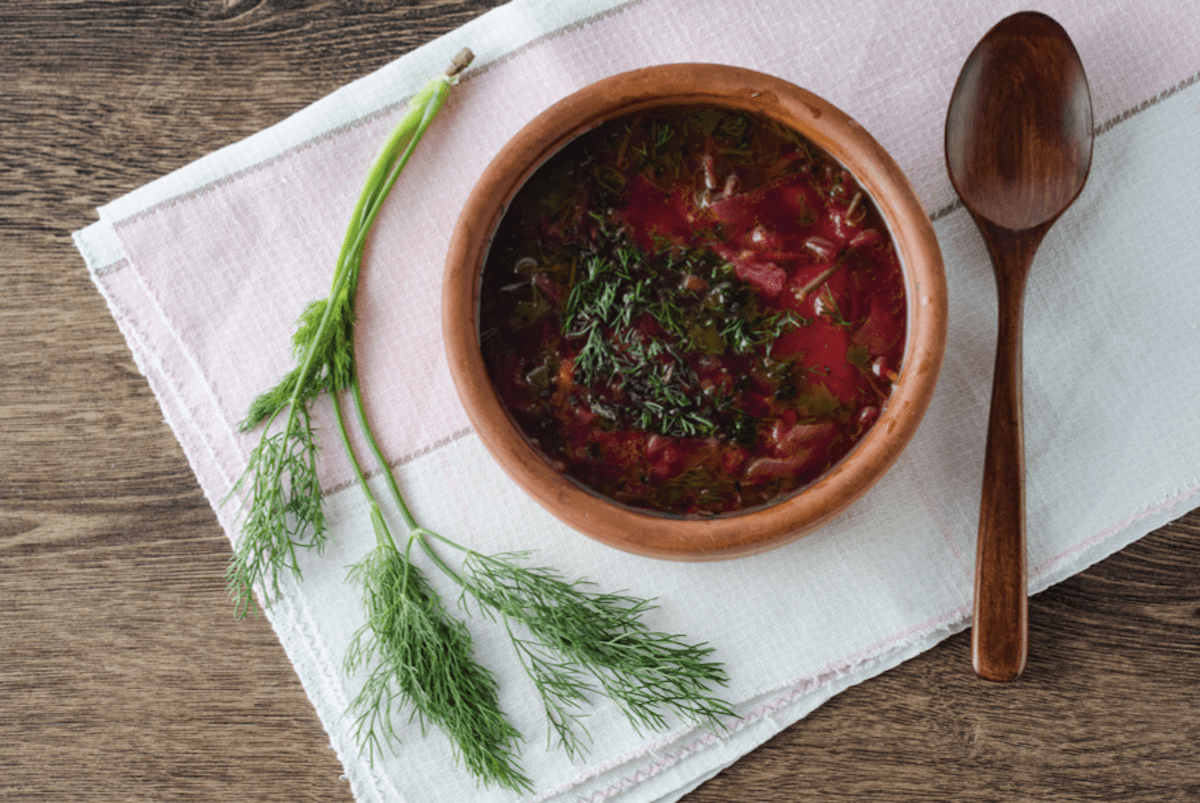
(443, 63), (946, 560)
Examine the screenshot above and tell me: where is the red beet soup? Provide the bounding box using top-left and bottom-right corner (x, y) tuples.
(479, 106), (907, 516)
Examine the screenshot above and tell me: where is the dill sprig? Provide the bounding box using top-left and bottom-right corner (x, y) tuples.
(224, 407), (325, 616)
(223, 246), (359, 615)
(345, 533), (530, 792)
(230, 48), (734, 791)
(419, 534), (734, 757)
(224, 50), (472, 615)
(326, 340), (531, 791)
(336, 367), (732, 785)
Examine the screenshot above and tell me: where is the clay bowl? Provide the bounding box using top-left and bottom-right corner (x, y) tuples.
(443, 63), (946, 561)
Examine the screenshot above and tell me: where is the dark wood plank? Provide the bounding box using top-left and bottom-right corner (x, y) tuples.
(2, 2), (1196, 801)
(688, 520), (1200, 802)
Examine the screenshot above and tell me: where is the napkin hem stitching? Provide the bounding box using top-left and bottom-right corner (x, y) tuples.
(117, 240), (246, 497)
(321, 426), (475, 498)
(1093, 69), (1199, 137)
(88, 257), (245, 519)
(91, 256), (129, 278)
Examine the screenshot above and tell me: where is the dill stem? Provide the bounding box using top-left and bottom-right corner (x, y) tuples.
(306, 72), (461, 548)
(280, 72), (456, 450)
(329, 387), (388, 536)
(341, 372), (460, 578)
(796, 250), (850, 299)
(347, 376), (420, 532)
(414, 530), (466, 586)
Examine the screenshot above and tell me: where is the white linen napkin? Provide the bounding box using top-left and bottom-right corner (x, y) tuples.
(73, 1), (1200, 801)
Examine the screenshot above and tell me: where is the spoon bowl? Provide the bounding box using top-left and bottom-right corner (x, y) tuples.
(944, 11), (1093, 681)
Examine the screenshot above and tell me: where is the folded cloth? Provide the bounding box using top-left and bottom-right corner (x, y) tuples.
(73, 0), (1200, 800)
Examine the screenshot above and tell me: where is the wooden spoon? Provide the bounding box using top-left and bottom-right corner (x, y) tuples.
(944, 12), (1093, 681)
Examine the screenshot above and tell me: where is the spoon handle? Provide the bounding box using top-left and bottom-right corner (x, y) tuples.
(972, 223), (1046, 682)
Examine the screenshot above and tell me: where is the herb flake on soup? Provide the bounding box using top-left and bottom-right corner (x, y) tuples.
(480, 106), (906, 516)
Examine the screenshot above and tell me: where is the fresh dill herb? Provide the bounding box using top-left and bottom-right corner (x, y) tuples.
(629, 121), (677, 168)
(724, 307), (807, 357)
(344, 534), (530, 792)
(224, 407), (325, 615)
(224, 51), (471, 614)
(655, 122), (674, 149)
(229, 50), (733, 790)
(418, 534), (734, 758)
(227, 50), (534, 788)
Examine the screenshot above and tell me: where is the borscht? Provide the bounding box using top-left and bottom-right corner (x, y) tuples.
(479, 106), (906, 516)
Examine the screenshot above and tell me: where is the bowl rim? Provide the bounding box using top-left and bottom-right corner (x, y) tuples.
(443, 62), (947, 560)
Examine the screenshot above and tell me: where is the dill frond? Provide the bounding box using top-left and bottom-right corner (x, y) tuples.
(239, 287), (356, 434)
(291, 291), (356, 392)
(224, 403), (326, 617)
(500, 618), (594, 758)
(427, 540), (734, 751)
(345, 538), (531, 793)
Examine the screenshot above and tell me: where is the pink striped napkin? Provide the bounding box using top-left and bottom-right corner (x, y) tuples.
(74, 1), (1200, 801)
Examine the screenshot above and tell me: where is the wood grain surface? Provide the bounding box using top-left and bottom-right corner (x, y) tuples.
(2, 2), (1196, 801)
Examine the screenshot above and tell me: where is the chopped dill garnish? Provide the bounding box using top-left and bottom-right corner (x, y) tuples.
(556, 222), (803, 439)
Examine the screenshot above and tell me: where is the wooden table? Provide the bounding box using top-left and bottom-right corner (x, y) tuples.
(3, 2), (1196, 800)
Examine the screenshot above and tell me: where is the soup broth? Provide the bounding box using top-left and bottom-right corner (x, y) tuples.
(480, 106), (907, 516)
